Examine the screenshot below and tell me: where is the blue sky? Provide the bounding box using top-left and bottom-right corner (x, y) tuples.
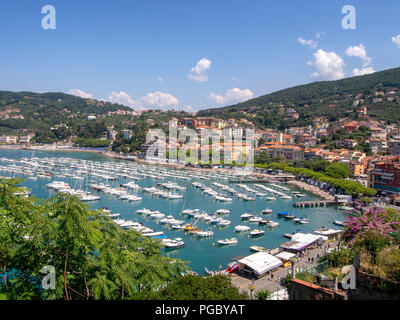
(0, 0), (399, 111)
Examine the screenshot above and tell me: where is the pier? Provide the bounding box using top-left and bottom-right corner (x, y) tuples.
(229, 179), (271, 183)
(292, 200), (336, 208)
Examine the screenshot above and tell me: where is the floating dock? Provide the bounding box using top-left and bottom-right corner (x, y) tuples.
(292, 200), (336, 208)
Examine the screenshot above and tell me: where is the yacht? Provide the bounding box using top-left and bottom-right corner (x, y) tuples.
(218, 219), (231, 226)
(249, 216), (263, 223)
(217, 238), (238, 245)
(234, 225), (250, 232)
(240, 213), (253, 220)
(162, 238), (185, 248)
(250, 229), (265, 237)
(333, 220), (345, 226)
(261, 208), (273, 214)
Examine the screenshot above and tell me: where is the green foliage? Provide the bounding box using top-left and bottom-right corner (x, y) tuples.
(73, 138), (111, 148)
(354, 231), (391, 264)
(325, 162), (350, 179)
(295, 270), (316, 283)
(198, 67), (400, 128)
(256, 162), (376, 196)
(0, 179), (188, 300)
(254, 289), (271, 300)
(283, 274), (293, 288)
(319, 248), (354, 268)
(140, 274), (248, 300)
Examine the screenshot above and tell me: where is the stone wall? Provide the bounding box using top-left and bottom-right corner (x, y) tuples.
(288, 278), (346, 300)
(345, 271), (400, 300)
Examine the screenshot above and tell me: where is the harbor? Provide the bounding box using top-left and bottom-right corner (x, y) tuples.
(0, 148), (347, 275)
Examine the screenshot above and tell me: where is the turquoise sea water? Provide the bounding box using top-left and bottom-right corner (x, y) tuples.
(0, 149), (345, 274)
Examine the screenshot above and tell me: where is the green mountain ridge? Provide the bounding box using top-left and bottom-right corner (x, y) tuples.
(198, 67), (400, 129)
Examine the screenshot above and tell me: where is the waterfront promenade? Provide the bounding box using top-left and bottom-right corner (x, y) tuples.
(230, 240), (339, 297)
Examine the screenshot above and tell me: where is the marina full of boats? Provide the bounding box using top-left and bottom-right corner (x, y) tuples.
(0, 150), (348, 274)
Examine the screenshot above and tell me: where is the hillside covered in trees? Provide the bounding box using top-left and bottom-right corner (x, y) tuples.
(198, 67), (400, 129)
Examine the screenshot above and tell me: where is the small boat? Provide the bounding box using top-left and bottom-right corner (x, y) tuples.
(216, 209), (231, 215)
(218, 219), (231, 226)
(250, 229), (265, 237)
(267, 221), (279, 228)
(338, 206), (353, 210)
(333, 220), (345, 226)
(294, 216), (308, 224)
(298, 218), (309, 224)
(277, 212), (288, 217)
(217, 238), (238, 245)
(162, 238), (185, 248)
(261, 208), (273, 214)
(240, 213), (253, 220)
(285, 214), (297, 220)
(250, 245), (268, 252)
(265, 196), (277, 201)
(171, 224), (186, 230)
(234, 225), (250, 232)
(195, 231), (214, 237)
(249, 216), (263, 223)
(225, 262), (240, 273)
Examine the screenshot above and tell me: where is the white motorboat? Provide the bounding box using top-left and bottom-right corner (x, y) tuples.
(162, 238), (185, 248)
(250, 245), (268, 252)
(249, 217), (263, 223)
(218, 219), (231, 226)
(240, 213), (253, 220)
(250, 229), (265, 237)
(333, 220), (345, 226)
(216, 209), (231, 215)
(234, 225), (250, 232)
(217, 238), (238, 245)
(195, 231), (214, 237)
(261, 208), (273, 214)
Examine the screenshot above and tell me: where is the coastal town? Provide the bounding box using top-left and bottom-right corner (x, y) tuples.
(1, 0), (400, 306)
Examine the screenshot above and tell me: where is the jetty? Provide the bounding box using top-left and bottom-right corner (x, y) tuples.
(229, 179), (270, 183)
(292, 200), (336, 208)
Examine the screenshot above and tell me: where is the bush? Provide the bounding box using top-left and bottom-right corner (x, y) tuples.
(254, 289), (271, 300)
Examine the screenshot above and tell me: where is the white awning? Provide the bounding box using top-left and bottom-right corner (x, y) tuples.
(238, 252), (282, 276)
(280, 233), (326, 251)
(275, 251), (296, 261)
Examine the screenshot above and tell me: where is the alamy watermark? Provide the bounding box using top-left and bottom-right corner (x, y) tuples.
(41, 5), (56, 30)
(341, 5), (356, 30)
(41, 265), (56, 290)
(341, 265), (356, 289)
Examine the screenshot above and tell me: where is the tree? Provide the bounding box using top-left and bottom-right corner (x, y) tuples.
(0, 179), (188, 300)
(254, 289), (271, 300)
(140, 274), (248, 300)
(325, 162), (350, 179)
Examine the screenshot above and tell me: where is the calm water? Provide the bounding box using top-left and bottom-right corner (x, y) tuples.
(0, 149), (345, 274)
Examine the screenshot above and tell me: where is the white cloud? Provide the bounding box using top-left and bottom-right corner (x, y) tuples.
(157, 77), (164, 82)
(208, 88), (253, 106)
(353, 67), (375, 76)
(188, 58), (212, 82)
(232, 77), (240, 83)
(392, 34), (400, 48)
(345, 44), (372, 66)
(68, 89), (93, 99)
(107, 91), (179, 110)
(316, 32), (325, 40)
(108, 91), (137, 107)
(307, 49), (345, 80)
(345, 44), (375, 76)
(139, 91), (179, 108)
(182, 105), (194, 112)
(297, 37), (317, 49)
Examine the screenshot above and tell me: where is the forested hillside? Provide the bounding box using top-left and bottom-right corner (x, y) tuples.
(198, 67), (400, 129)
